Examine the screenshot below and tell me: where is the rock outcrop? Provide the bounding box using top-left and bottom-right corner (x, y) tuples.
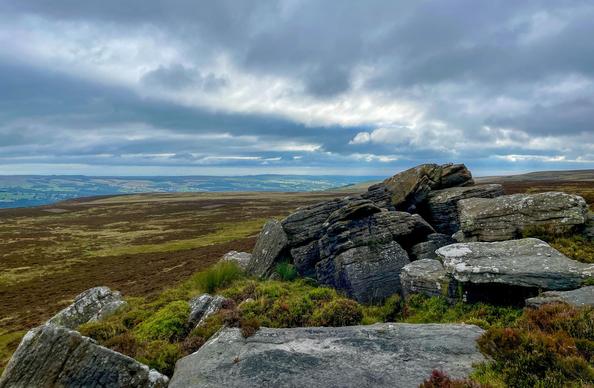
(409, 233), (455, 261)
(247, 219), (289, 278)
(400, 259), (451, 298)
(47, 286), (127, 329)
(526, 286), (594, 308)
(219, 251), (251, 270)
(458, 192), (589, 242)
(314, 200), (434, 302)
(188, 294), (227, 329)
(0, 324), (168, 388)
(363, 163), (473, 212)
(436, 238), (594, 303)
(423, 184), (504, 234)
(169, 323), (485, 388)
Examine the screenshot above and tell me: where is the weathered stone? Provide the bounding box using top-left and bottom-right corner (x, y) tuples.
(410, 233), (455, 261)
(47, 286), (127, 329)
(0, 324), (168, 388)
(318, 204), (435, 260)
(366, 163), (473, 213)
(281, 197), (355, 246)
(188, 294), (227, 329)
(526, 286), (594, 308)
(219, 251), (251, 270)
(361, 182), (394, 209)
(437, 239), (594, 303)
(401, 259), (452, 298)
(316, 241), (410, 303)
(290, 240), (320, 277)
(423, 184), (504, 234)
(458, 192), (589, 242)
(313, 201), (434, 302)
(169, 323), (485, 388)
(247, 219), (289, 278)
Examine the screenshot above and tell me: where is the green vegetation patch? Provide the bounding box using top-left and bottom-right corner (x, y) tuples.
(523, 226), (594, 263)
(473, 303), (594, 387)
(0, 330), (26, 375)
(91, 218), (267, 257)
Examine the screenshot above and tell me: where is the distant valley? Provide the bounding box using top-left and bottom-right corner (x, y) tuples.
(0, 175), (382, 209)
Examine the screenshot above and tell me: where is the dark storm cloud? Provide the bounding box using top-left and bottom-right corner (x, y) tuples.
(0, 0), (593, 174)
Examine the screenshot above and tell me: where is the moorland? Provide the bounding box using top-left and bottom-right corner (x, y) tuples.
(1, 169), (593, 381)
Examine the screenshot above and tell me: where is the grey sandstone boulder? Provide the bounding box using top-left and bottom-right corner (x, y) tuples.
(169, 323), (485, 388)
(188, 294), (228, 329)
(47, 286), (127, 329)
(401, 259), (452, 298)
(458, 192), (589, 242)
(247, 219), (289, 278)
(410, 233), (455, 261)
(219, 251), (251, 270)
(0, 324), (168, 388)
(436, 238), (594, 303)
(315, 200), (434, 302)
(316, 241), (410, 303)
(526, 286), (594, 308)
(423, 184), (504, 234)
(363, 163), (473, 213)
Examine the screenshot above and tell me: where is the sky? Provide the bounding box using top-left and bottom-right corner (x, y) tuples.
(0, 1), (593, 177)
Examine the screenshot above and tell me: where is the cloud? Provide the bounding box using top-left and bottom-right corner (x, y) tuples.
(0, 0), (592, 176)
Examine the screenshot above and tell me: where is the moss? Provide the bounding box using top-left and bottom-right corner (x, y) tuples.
(310, 298), (363, 327)
(402, 294), (522, 329)
(136, 340), (182, 377)
(79, 320), (128, 342)
(134, 301), (190, 342)
(362, 294), (402, 324)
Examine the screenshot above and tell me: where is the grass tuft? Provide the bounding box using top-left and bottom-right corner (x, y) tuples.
(187, 261), (245, 294)
(275, 262), (298, 281)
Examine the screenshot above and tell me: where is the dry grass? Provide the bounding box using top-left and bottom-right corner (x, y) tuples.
(0, 190), (353, 372)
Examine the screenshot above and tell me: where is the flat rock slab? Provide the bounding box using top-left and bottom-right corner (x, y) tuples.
(169, 323), (486, 388)
(437, 238), (594, 290)
(526, 286), (594, 308)
(47, 286), (127, 329)
(0, 324), (168, 388)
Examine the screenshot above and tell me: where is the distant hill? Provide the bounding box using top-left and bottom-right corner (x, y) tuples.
(477, 169), (594, 183)
(0, 175), (383, 209)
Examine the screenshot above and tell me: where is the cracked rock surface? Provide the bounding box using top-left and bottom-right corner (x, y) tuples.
(169, 323), (485, 388)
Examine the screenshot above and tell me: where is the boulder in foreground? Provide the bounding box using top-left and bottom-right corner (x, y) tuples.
(458, 192), (589, 242)
(169, 323), (485, 388)
(526, 286), (594, 308)
(0, 324), (168, 388)
(47, 286), (127, 329)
